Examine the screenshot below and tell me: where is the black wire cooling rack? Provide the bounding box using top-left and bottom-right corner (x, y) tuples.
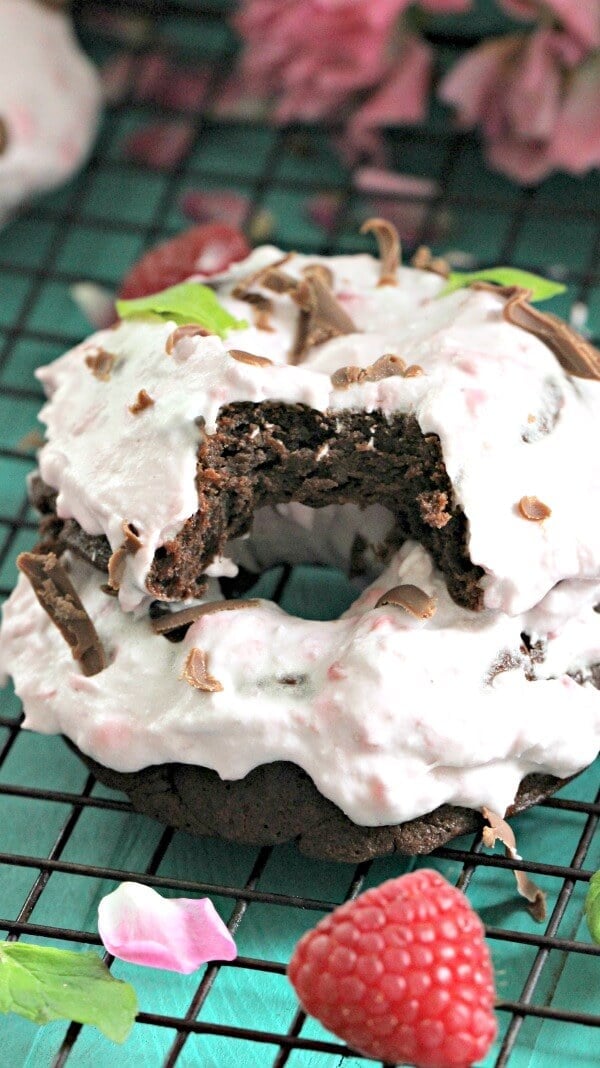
(0, 2), (599, 1065)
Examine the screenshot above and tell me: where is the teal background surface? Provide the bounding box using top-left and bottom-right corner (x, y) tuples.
(0, 2), (599, 1065)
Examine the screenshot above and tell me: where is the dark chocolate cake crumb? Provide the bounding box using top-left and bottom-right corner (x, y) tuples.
(418, 490), (452, 529)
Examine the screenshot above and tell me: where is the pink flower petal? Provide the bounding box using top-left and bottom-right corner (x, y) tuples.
(98, 883), (237, 974)
(180, 190), (249, 228)
(439, 36), (520, 128)
(122, 121), (195, 170)
(550, 54), (600, 173)
(354, 166), (438, 199)
(500, 0), (600, 53)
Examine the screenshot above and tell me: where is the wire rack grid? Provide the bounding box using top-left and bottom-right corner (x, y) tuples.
(0, 1), (599, 1065)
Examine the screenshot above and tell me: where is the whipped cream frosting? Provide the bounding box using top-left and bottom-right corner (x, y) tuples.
(34, 246), (600, 625)
(2, 545), (599, 826)
(0, 0), (100, 226)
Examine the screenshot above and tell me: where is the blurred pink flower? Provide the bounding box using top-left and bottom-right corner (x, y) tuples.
(439, 29), (600, 183)
(500, 1), (600, 54)
(98, 882), (237, 974)
(345, 35), (433, 159)
(234, 1), (470, 127)
(122, 120), (194, 169)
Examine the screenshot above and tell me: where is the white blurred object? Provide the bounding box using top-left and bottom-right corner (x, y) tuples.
(70, 282), (115, 329)
(0, 0), (101, 227)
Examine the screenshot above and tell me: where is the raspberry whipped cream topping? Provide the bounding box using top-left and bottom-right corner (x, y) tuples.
(0, 0), (100, 226)
(33, 245), (600, 621)
(1, 544), (599, 826)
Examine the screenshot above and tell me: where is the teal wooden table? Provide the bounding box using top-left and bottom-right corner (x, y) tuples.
(0, 3), (599, 1065)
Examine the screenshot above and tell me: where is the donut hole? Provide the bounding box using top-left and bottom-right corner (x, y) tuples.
(147, 402), (484, 610)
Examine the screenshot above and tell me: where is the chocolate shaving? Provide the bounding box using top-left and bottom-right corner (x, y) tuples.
(121, 520), (143, 553)
(237, 291), (275, 331)
(85, 349), (116, 381)
(361, 218), (401, 285)
(182, 647), (224, 693)
(261, 267), (299, 295)
(231, 253), (294, 299)
(107, 521), (143, 590)
(374, 584), (437, 619)
(410, 245), (450, 278)
(482, 807), (547, 922)
(107, 547), (127, 591)
(302, 263), (334, 288)
(17, 552), (105, 676)
(331, 354), (416, 389)
(228, 349), (274, 368)
(473, 283), (600, 381)
(152, 598), (260, 635)
(166, 324), (211, 355)
(0, 118), (8, 156)
(518, 496), (552, 522)
(291, 272), (356, 363)
(128, 389), (154, 415)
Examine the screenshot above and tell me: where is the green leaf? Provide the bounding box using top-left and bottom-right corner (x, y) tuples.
(116, 282), (248, 337)
(584, 870), (600, 944)
(439, 268), (566, 303)
(0, 942), (137, 1043)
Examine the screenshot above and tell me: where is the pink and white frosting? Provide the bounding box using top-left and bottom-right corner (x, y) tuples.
(1, 545), (599, 825)
(1, 245), (600, 826)
(34, 246), (600, 629)
(0, 0), (100, 226)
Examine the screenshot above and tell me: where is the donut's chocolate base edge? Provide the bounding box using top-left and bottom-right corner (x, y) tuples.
(66, 739), (569, 862)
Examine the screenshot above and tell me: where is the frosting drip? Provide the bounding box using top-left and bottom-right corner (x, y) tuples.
(1, 546), (599, 826)
(33, 247), (600, 625)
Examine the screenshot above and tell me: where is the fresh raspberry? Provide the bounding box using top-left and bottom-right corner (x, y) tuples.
(119, 222), (250, 299)
(288, 869), (497, 1068)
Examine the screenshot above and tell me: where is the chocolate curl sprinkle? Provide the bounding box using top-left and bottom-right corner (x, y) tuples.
(361, 218), (401, 285)
(85, 348), (116, 381)
(166, 324), (211, 355)
(0, 118), (8, 156)
(107, 520), (143, 591)
(473, 283), (600, 382)
(411, 245), (450, 278)
(518, 496), (552, 522)
(375, 584), (436, 619)
(128, 389), (154, 415)
(17, 552), (106, 676)
(238, 292), (275, 331)
(231, 253), (294, 299)
(482, 806), (547, 922)
(291, 268), (356, 363)
(228, 349), (273, 368)
(152, 598), (260, 635)
(182, 647), (223, 693)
